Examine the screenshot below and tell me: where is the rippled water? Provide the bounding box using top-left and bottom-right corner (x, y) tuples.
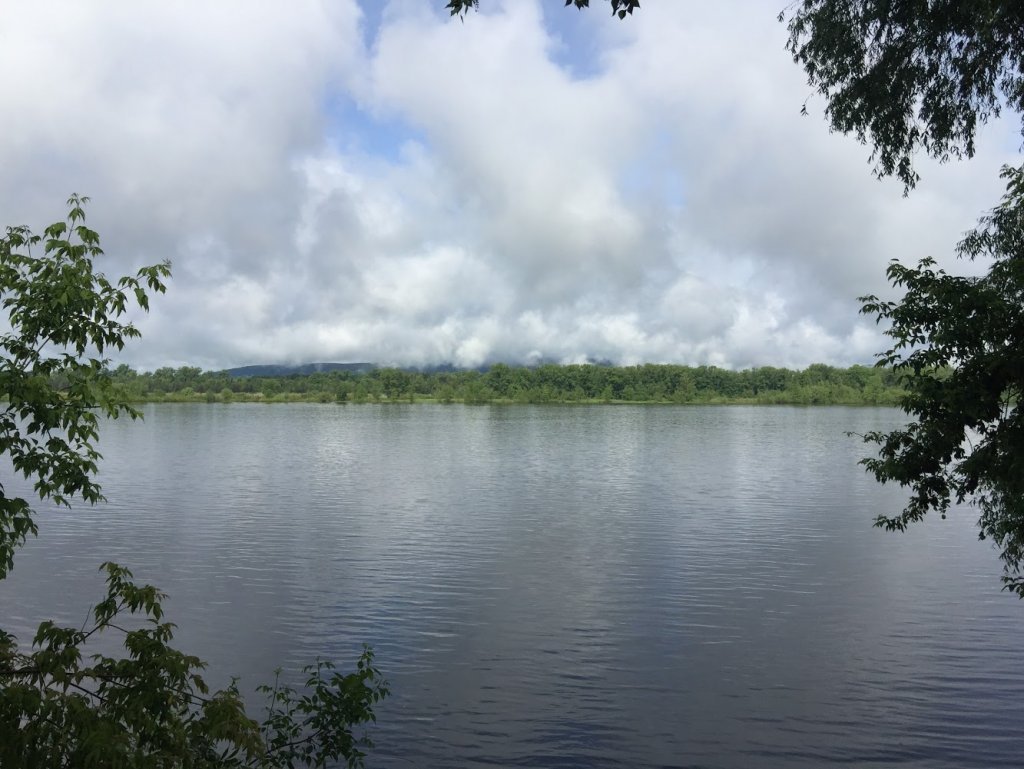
(2, 404), (1022, 767)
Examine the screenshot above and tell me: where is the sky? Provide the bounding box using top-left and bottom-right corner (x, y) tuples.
(0, 0), (1018, 372)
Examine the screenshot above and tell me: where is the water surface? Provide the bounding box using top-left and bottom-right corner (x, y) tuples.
(2, 404), (1021, 767)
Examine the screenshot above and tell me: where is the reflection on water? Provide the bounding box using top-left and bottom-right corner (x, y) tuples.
(2, 404), (1022, 767)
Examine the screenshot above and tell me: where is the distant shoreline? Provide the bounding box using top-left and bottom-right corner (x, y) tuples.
(110, 362), (908, 407)
(128, 396), (903, 407)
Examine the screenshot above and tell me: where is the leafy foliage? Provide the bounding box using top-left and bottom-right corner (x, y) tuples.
(0, 199), (388, 766)
(0, 563), (388, 768)
(446, 0), (639, 21)
(784, 3), (1024, 596)
(783, 0), (1024, 190)
(859, 165), (1024, 593)
(0, 195), (170, 578)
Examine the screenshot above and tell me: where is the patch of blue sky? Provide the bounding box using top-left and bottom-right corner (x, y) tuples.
(997, 119), (1023, 155)
(322, 92), (426, 162)
(356, 0), (386, 51)
(617, 130), (687, 211)
(539, 1), (627, 81)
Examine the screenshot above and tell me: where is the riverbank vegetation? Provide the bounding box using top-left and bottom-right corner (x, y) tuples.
(109, 362), (906, 406)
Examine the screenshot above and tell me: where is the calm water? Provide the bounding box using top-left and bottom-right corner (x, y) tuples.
(2, 404), (1022, 767)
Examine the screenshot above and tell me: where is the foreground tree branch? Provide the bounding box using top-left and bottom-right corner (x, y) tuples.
(859, 165), (1024, 594)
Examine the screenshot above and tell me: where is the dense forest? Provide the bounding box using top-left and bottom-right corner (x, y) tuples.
(108, 363), (906, 406)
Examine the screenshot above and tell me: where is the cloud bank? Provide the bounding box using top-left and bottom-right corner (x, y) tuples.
(1, 0), (1016, 370)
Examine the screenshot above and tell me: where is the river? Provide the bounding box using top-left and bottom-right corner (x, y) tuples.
(1, 404), (1021, 767)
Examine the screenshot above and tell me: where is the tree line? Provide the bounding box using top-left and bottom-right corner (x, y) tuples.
(109, 362), (906, 406)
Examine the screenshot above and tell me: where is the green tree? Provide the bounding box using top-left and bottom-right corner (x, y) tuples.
(0, 198), (387, 766)
(376, 367), (411, 401)
(0, 196), (170, 576)
(859, 167), (1024, 593)
(783, 1), (1023, 191)
(483, 363), (514, 398)
(783, 2), (1024, 591)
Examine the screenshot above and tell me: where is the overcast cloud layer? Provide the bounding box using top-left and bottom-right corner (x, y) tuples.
(1, 1), (1017, 371)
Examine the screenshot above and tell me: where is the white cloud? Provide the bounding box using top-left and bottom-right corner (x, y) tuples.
(0, 0), (1016, 371)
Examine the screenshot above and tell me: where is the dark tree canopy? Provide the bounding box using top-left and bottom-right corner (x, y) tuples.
(783, 0), (1024, 190)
